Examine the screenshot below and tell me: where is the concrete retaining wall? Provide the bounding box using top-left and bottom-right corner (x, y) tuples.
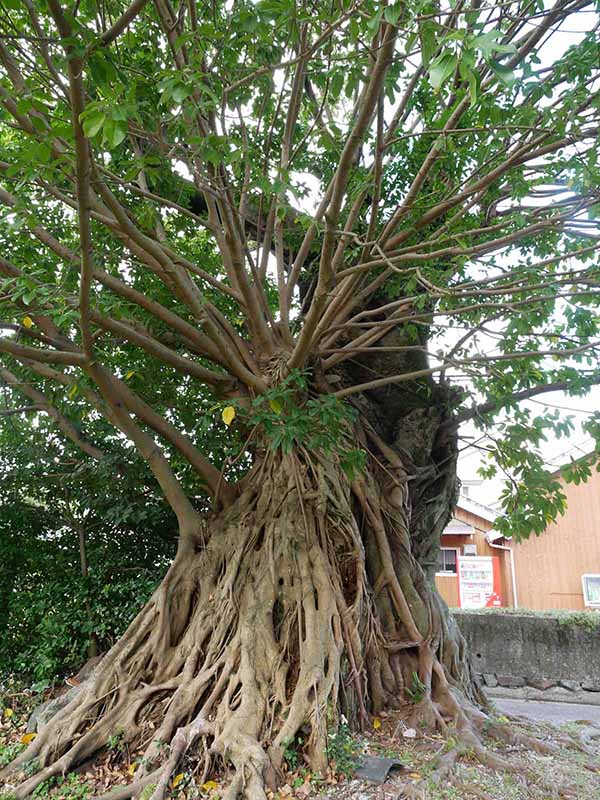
(454, 610), (600, 698)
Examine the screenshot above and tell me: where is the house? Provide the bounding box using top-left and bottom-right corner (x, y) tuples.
(505, 460), (600, 610)
(435, 457), (600, 611)
(434, 496), (517, 609)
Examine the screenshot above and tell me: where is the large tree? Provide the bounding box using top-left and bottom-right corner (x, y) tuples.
(1, 0), (599, 796)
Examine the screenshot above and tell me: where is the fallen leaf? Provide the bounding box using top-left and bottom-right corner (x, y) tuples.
(409, 772), (422, 779)
(201, 780), (218, 791)
(22, 316), (33, 329)
(20, 732), (37, 744)
(127, 761), (138, 776)
(294, 781), (312, 798)
(372, 717), (382, 730)
(3, 708), (13, 718)
(222, 406), (236, 426)
(402, 727), (416, 738)
(172, 772), (184, 788)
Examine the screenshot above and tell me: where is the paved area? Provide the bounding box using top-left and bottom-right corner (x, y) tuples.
(495, 697), (600, 725)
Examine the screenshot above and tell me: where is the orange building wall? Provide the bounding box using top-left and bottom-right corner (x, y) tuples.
(434, 506), (516, 608)
(511, 467), (600, 610)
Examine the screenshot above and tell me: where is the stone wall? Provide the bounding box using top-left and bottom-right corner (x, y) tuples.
(454, 610), (600, 697)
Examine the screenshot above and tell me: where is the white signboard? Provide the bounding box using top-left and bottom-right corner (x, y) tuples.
(457, 555), (502, 609)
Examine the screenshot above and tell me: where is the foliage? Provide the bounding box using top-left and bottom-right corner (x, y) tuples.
(281, 736), (303, 771)
(0, 421), (174, 683)
(31, 773), (91, 800)
(326, 721), (364, 779)
(406, 672), (427, 705)
(220, 369), (367, 472)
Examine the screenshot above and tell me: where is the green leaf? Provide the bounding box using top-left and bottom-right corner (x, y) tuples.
(473, 31), (516, 58)
(459, 61), (480, 105)
(172, 83), (191, 104)
(384, 3), (402, 25)
(81, 111), (106, 138)
(419, 22), (437, 66)
(489, 59), (516, 87)
(429, 52), (457, 91)
(103, 119), (128, 148)
(329, 71), (344, 99)
(269, 398), (283, 415)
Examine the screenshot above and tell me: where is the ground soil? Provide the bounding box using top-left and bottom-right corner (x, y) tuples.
(1, 685), (599, 800)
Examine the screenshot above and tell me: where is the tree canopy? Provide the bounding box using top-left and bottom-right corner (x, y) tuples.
(1, 0), (600, 538)
(1, 0), (599, 543)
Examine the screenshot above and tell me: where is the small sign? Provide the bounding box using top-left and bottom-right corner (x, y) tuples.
(457, 555), (502, 609)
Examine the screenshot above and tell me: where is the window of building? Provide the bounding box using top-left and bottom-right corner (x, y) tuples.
(582, 574), (600, 607)
(436, 548), (458, 575)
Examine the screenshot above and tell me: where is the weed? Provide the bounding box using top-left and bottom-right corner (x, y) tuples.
(326, 722), (363, 778)
(406, 672), (426, 704)
(371, 743), (405, 761)
(282, 735), (303, 771)
(23, 758), (40, 776)
(0, 742), (24, 769)
(107, 729), (125, 753)
(32, 776), (58, 797)
(31, 773), (91, 800)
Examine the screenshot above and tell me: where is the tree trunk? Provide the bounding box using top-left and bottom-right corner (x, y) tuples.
(75, 522), (99, 661)
(3, 425), (491, 800)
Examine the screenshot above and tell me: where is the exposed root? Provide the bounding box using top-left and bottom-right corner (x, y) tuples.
(1, 447), (592, 800)
(1, 452), (369, 799)
(452, 778), (495, 800)
(428, 746), (459, 784)
(393, 671), (593, 800)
